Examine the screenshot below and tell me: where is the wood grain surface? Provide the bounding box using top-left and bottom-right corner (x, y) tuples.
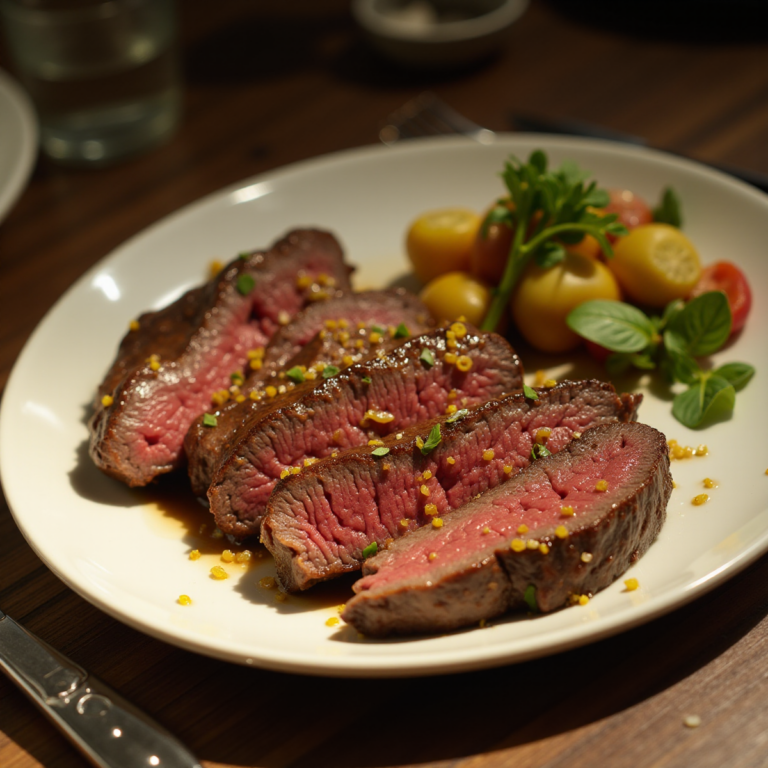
(1, 2), (768, 766)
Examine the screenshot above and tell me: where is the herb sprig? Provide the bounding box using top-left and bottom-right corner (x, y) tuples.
(567, 293), (755, 428)
(480, 151), (627, 331)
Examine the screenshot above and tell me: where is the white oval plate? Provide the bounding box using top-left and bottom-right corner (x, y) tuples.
(0, 68), (37, 224)
(1, 136), (766, 677)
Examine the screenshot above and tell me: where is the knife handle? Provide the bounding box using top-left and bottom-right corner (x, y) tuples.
(0, 612), (201, 768)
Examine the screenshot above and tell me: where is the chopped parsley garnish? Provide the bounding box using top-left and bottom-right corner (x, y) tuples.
(531, 444), (552, 460)
(286, 366), (305, 383)
(371, 446), (390, 457)
(523, 384), (539, 400)
(362, 375), (372, 384)
(523, 584), (538, 613)
(362, 541), (379, 558)
(236, 273), (255, 295)
(394, 322), (409, 339)
(322, 365), (340, 379)
(371, 325), (385, 335)
(420, 424), (442, 455)
(446, 408), (469, 423)
(230, 371), (244, 385)
(419, 348), (435, 368)
(203, 413), (218, 427)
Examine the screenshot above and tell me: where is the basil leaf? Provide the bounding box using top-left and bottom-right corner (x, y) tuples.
(665, 350), (700, 386)
(371, 446), (390, 457)
(361, 542), (378, 558)
(523, 584), (538, 613)
(567, 300), (655, 353)
(523, 384), (539, 400)
(713, 362), (755, 391)
(652, 187), (683, 228)
(672, 375), (735, 428)
(667, 291), (731, 357)
(420, 424), (442, 455)
(236, 274), (255, 295)
(534, 241), (566, 269)
(446, 408), (469, 423)
(286, 366), (305, 383)
(419, 348), (435, 368)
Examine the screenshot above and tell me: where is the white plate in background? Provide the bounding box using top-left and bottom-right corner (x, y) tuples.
(1, 135), (766, 677)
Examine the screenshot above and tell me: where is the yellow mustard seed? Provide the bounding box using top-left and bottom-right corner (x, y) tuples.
(561, 505), (575, 516)
(259, 576), (276, 589)
(189, 549), (201, 561)
(274, 591), (287, 603)
(209, 259), (224, 277)
(510, 538), (526, 552)
(129, 319), (140, 331)
(249, 358), (263, 371)
(326, 616), (341, 627)
(291, 466), (301, 475)
(446, 338), (458, 350)
(450, 322), (467, 338)
(428, 552), (437, 561)
(424, 503), (438, 516)
(235, 394), (246, 403)
(277, 310), (290, 325)
(399, 518), (409, 529)
(280, 469), (290, 479)
(221, 549), (235, 563)
(578, 595), (590, 606)
(543, 379), (557, 388)
(447, 389), (457, 400)
(415, 436), (424, 450)
(526, 539), (540, 550)
(265, 385), (277, 397)
(296, 273), (312, 289)
(369, 332), (382, 344)
(432, 517), (443, 528)
(703, 478), (718, 489)
(444, 351), (457, 365)
(101, 394), (114, 407)
(382, 462), (391, 471)
(342, 354), (354, 367)
(482, 526), (491, 535)
(581, 552), (593, 563)
(423, 470), (433, 480)
(210, 565), (229, 580)
(692, 493), (709, 506)
(503, 465), (513, 475)
(235, 550), (252, 564)
(695, 444), (709, 456)
(149, 359), (161, 372)
(555, 525), (568, 539)
(572, 432), (582, 439)
(249, 390), (262, 401)
(624, 578), (639, 591)
(363, 409), (395, 424)
(420, 484), (430, 497)
(337, 318), (349, 329)
(535, 427), (551, 444)
(456, 355), (473, 372)
(534, 370), (547, 386)
(595, 480), (609, 492)
(447, 456), (456, 465)
(517, 524), (529, 534)
(368, 439), (384, 446)
(482, 449), (495, 461)
(539, 543), (550, 555)
(178, 595), (192, 606)
(446, 404), (458, 414)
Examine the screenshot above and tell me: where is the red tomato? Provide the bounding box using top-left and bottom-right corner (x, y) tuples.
(470, 219), (513, 284)
(584, 339), (611, 364)
(604, 189), (653, 241)
(689, 261), (752, 333)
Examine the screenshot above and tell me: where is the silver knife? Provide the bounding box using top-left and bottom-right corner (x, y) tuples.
(0, 607), (202, 768)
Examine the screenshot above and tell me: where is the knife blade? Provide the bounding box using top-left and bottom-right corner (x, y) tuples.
(511, 112), (768, 195)
(0, 607), (201, 768)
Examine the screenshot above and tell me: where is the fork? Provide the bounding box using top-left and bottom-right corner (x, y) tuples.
(379, 92), (496, 145)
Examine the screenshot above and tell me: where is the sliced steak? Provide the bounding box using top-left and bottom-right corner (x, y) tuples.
(89, 229), (353, 487)
(263, 379), (641, 591)
(342, 421), (671, 637)
(184, 289), (434, 497)
(209, 325), (523, 540)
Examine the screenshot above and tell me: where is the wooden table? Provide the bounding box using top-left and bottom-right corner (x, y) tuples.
(2, 2), (768, 766)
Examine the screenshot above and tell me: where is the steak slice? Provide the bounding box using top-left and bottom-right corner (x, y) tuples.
(89, 229), (353, 487)
(209, 325), (523, 540)
(263, 379), (642, 591)
(342, 421), (671, 637)
(184, 289), (434, 497)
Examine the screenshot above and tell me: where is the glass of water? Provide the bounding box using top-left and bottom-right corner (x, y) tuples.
(0, 0), (182, 165)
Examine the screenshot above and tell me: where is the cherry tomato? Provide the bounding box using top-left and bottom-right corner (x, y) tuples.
(689, 260), (752, 333)
(406, 208), (482, 284)
(419, 271), (492, 327)
(607, 223), (701, 308)
(604, 188), (653, 240)
(511, 252), (622, 354)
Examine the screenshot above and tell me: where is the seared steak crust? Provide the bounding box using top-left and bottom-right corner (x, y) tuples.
(342, 421), (671, 637)
(89, 229), (352, 487)
(209, 326), (523, 540)
(184, 289), (434, 497)
(263, 379), (641, 591)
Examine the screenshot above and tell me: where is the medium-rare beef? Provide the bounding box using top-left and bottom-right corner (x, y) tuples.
(184, 289), (434, 497)
(89, 229), (353, 487)
(208, 324), (524, 540)
(263, 379), (641, 591)
(342, 421), (671, 637)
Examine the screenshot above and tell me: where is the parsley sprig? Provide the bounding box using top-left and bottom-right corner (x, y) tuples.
(567, 293), (755, 428)
(480, 151), (627, 332)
